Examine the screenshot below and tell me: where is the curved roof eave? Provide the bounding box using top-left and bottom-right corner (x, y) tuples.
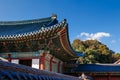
(0, 15), (58, 36)
(58, 20), (83, 58)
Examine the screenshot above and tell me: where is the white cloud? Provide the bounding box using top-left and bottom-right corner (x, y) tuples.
(79, 32), (111, 41)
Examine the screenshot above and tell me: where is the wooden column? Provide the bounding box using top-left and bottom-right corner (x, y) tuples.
(50, 57), (53, 71)
(58, 61), (60, 73)
(7, 54), (11, 62)
(40, 53), (45, 70)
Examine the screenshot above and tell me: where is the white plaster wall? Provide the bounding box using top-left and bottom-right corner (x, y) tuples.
(32, 59), (39, 69)
(11, 59), (19, 64)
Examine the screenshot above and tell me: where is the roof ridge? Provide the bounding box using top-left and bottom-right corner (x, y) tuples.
(0, 17), (52, 25)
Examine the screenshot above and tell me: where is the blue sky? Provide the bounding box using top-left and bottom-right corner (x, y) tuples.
(0, 0), (120, 53)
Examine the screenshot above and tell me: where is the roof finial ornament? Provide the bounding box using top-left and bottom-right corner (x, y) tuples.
(62, 19), (67, 23)
(51, 14), (57, 19)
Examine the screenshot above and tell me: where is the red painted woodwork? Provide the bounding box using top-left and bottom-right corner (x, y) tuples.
(40, 53), (45, 70)
(111, 77), (120, 80)
(7, 54), (11, 62)
(94, 76), (120, 80)
(94, 76), (108, 80)
(50, 57), (53, 71)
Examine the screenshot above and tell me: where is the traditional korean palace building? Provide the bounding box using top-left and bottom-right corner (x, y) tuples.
(0, 14), (80, 74)
(1, 14), (120, 80)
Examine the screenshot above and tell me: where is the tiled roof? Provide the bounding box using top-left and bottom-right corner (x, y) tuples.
(0, 20), (65, 40)
(0, 16), (58, 38)
(0, 15), (82, 59)
(73, 64), (120, 72)
(0, 61), (80, 80)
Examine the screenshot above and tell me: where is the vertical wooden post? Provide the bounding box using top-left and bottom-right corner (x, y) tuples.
(40, 53), (45, 70)
(61, 62), (64, 73)
(7, 54), (11, 62)
(58, 61), (60, 73)
(50, 57), (53, 71)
